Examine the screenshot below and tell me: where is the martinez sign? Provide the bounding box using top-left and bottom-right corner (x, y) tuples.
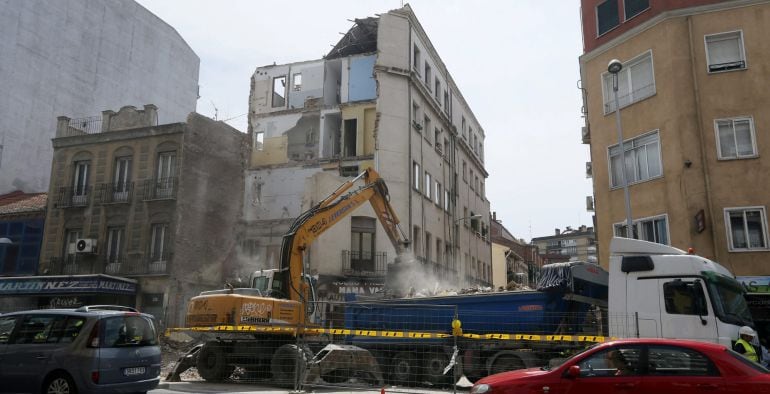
(0, 275), (137, 295)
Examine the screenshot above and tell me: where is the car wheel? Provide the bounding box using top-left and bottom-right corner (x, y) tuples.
(423, 352), (450, 385)
(270, 344), (312, 387)
(43, 372), (78, 394)
(390, 352), (414, 384)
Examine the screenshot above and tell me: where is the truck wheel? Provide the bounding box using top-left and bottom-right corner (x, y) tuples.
(271, 344), (312, 387)
(488, 354), (524, 376)
(197, 343), (233, 382)
(423, 352), (450, 385)
(390, 352), (414, 384)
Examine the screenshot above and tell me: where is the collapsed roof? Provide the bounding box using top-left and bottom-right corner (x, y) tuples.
(326, 17), (378, 60)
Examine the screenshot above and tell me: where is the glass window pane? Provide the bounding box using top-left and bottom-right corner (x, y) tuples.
(648, 346), (715, 376)
(646, 141), (661, 177)
(746, 210), (766, 248)
(636, 145), (649, 180)
(717, 121), (736, 158)
(730, 211), (747, 249)
(610, 153), (623, 188)
(734, 120), (754, 156)
(624, 0), (649, 19)
(597, 0), (620, 35)
(624, 149), (637, 183)
(656, 218), (668, 245)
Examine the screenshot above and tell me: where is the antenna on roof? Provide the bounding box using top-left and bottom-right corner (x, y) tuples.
(210, 101), (219, 121)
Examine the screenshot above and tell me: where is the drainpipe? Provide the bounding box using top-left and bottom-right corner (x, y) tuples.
(407, 22), (413, 255)
(687, 16), (723, 267)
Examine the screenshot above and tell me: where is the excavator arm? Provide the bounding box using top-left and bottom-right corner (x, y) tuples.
(277, 167), (409, 311)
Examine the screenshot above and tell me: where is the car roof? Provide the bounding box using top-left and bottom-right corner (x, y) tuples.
(2, 307), (151, 319)
(599, 337), (726, 351)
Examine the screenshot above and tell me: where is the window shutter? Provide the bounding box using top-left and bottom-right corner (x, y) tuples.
(707, 33), (742, 67)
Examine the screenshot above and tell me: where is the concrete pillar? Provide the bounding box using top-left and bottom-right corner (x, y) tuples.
(143, 104), (158, 126)
(101, 110), (115, 132)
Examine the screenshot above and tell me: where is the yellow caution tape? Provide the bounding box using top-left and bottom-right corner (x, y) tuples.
(166, 326), (612, 343)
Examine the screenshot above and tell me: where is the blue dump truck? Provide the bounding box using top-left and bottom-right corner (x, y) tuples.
(342, 261), (609, 385)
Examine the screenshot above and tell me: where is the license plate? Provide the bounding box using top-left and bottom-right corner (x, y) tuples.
(123, 367), (146, 376)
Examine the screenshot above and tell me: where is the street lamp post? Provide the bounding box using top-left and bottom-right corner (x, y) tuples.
(609, 59), (634, 238)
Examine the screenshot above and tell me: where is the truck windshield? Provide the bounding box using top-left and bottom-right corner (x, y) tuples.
(252, 276), (270, 292)
(703, 272), (753, 326)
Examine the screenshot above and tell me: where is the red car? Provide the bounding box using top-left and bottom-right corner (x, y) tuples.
(470, 338), (770, 393)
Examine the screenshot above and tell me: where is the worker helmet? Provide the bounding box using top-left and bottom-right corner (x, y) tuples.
(739, 326), (755, 337)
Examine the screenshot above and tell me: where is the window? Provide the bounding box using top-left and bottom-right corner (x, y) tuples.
(156, 151), (176, 198)
(463, 207), (469, 228)
(413, 226), (422, 257)
(614, 214), (668, 244)
(12, 315), (67, 344)
(73, 160), (89, 202)
(470, 170), (475, 190)
(255, 131), (264, 150)
(597, 0), (620, 36)
(272, 76), (286, 107)
(444, 189), (451, 212)
(424, 116), (432, 143)
(577, 346), (643, 377)
(425, 64), (432, 88)
(292, 73), (302, 91)
(461, 117), (467, 139)
(106, 227), (124, 265)
(663, 280), (708, 316)
(475, 175), (479, 194)
(343, 119), (357, 157)
(425, 232), (432, 262)
(647, 346), (716, 376)
(413, 45), (421, 71)
(444, 90), (450, 114)
(425, 172), (432, 199)
(608, 131), (661, 188)
(0, 316), (17, 344)
(468, 126), (473, 141)
(113, 156), (131, 201)
(715, 117), (756, 159)
(602, 51), (655, 113)
(480, 180), (485, 199)
(412, 102), (421, 130)
(434, 78), (441, 101)
(351, 217), (376, 272)
(705, 31), (746, 73)
(435, 182), (441, 206)
(413, 162), (421, 191)
(462, 161), (467, 182)
(444, 138), (450, 158)
(436, 238), (443, 265)
(624, 0), (649, 20)
(150, 223), (170, 263)
(725, 207), (768, 251)
(434, 128), (441, 152)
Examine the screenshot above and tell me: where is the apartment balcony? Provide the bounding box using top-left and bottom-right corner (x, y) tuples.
(54, 186), (91, 208)
(142, 177), (177, 201)
(96, 182), (134, 204)
(105, 253), (170, 276)
(341, 250), (387, 277)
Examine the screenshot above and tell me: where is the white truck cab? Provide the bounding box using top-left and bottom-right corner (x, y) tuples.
(608, 237), (753, 346)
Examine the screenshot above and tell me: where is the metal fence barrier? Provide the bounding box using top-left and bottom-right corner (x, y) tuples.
(164, 300), (640, 392)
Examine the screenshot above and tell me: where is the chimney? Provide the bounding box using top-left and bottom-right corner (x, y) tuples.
(555, 228), (560, 235)
(493, 211), (497, 222)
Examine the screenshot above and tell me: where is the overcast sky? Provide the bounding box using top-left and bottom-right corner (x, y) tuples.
(135, 0), (593, 242)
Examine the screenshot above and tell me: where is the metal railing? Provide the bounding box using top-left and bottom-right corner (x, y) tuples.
(96, 182), (134, 204)
(65, 116), (103, 136)
(341, 250), (387, 277)
(142, 177), (177, 200)
(47, 256), (99, 275)
(47, 253), (171, 276)
(54, 186), (91, 208)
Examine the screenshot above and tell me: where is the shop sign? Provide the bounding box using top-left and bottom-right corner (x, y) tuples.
(0, 275), (137, 295)
(737, 276), (770, 294)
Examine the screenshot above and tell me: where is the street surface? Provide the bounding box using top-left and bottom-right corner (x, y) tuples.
(151, 381), (465, 393)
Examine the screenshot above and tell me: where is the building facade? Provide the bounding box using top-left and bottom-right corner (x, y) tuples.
(0, 0), (199, 195)
(579, 0), (770, 276)
(490, 216), (542, 290)
(241, 6), (491, 299)
(35, 105), (246, 326)
(0, 191), (46, 277)
(531, 225), (597, 264)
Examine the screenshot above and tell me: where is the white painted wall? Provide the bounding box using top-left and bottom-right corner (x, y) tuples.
(0, 0), (199, 194)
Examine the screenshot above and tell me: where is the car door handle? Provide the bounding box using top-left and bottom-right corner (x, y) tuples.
(35, 355), (48, 360)
(614, 382), (637, 389)
(697, 384), (718, 390)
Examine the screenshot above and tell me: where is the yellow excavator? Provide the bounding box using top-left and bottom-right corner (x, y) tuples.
(172, 167), (409, 385)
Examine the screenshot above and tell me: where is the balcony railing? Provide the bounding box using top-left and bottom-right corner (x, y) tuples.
(97, 182), (134, 204)
(47, 253), (171, 276)
(341, 250), (387, 277)
(142, 177), (177, 201)
(54, 186), (91, 208)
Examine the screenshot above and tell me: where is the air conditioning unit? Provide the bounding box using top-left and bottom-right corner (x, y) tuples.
(581, 126), (591, 144)
(586, 196), (595, 212)
(585, 162), (593, 178)
(74, 238), (97, 254)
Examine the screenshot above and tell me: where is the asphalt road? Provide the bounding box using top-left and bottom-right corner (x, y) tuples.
(151, 381), (465, 393)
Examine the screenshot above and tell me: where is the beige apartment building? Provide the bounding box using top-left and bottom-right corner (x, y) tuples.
(240, 5), (491, 300)
(580, 0), (770, 276)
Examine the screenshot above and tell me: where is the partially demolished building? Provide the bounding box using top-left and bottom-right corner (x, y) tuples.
(241, 5), (491, 300)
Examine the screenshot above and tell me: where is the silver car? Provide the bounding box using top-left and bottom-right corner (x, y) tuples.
(0, 305), (161, 394)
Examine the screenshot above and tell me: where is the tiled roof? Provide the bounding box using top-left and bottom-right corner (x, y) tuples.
(0, 191), (47, 215)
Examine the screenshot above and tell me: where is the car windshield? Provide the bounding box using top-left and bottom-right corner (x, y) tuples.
(102, 315), (157, 347)
(703, 271), (753, 326)
(252, 275), (270, 292)
(726, 349), (770, 373)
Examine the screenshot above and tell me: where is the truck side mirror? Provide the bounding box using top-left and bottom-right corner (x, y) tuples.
(566, 365), (581, 379)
